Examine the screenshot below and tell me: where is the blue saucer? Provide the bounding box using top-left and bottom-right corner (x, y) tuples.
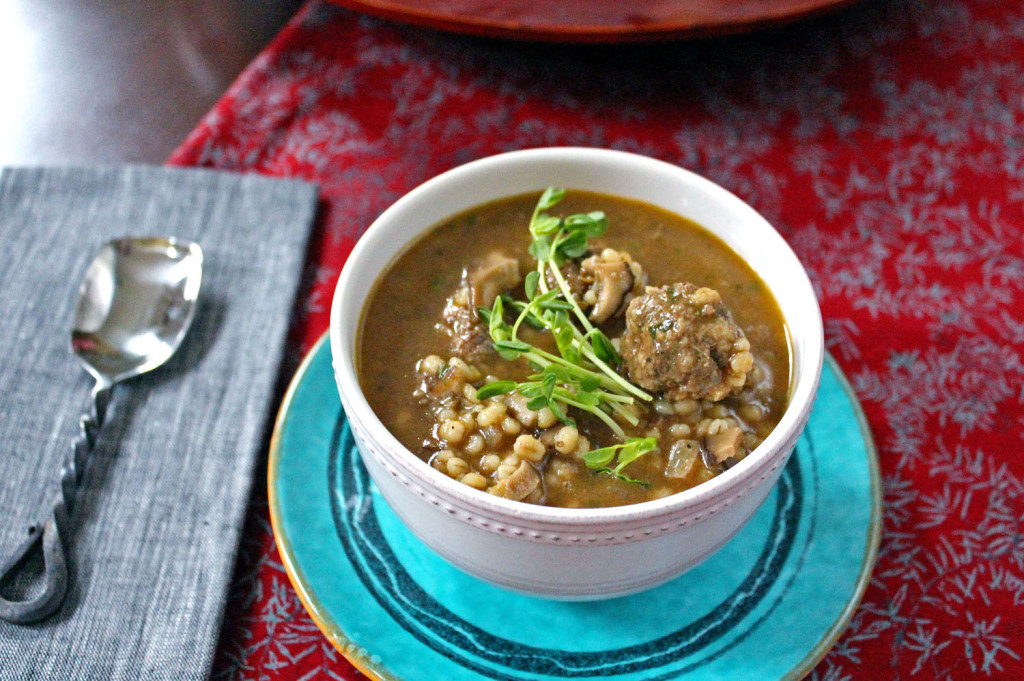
(269, 334), (881, 680)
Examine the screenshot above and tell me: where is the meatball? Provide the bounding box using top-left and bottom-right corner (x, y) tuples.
(440, 294), (493, 362)
(546, 258), (587, 299)
(619, 283), (754, 401)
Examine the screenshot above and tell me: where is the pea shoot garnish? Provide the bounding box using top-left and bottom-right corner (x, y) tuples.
(583, 438), (658, 486)
(477, 188), (657, 483)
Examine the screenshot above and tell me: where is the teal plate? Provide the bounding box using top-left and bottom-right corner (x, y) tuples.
(269, 334), (881, 681)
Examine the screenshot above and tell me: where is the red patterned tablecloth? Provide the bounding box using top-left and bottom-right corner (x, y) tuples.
(170, 1), (1024, 678)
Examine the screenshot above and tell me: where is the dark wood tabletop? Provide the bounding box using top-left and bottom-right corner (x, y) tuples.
(0, 0), (300, 166)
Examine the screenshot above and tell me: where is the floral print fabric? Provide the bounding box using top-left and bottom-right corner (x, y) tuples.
(171, 1), (1024, 678)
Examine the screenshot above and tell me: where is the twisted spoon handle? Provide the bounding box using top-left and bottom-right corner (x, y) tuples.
(0, 381), (112, 624)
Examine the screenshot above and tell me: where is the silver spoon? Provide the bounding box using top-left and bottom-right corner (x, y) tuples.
(0, 237), (203, 624)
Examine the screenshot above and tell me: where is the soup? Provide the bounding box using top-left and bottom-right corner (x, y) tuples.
(358, 189), (790, 508)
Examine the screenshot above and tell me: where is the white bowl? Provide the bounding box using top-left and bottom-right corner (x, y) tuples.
(330, 147), (823, 599)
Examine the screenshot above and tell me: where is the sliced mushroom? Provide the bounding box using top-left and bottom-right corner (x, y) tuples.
(491, 461), (542, 501)
(705, 426), (744, 463)
(467, 251), (521, 309)
(438, 251), (521, 362)
(504, 392), (538, 428)
(580, 249), (643, 324)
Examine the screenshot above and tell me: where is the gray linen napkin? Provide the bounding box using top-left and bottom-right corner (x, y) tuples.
(0, 166), (318, 679)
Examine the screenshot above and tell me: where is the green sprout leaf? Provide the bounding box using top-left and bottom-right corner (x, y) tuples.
(587, 329), (621, 364)
(535, 187), (566, 213)
(583, 437), (657, 486)
(529, 235), (552, 261)
(565, 211), (608, 238)
(582, 447), (616, 469)
(531, 215), (562, 236)
(524, 270), (540, 300)
(475, 381), (517, 400)
(556, 230), (590, 260)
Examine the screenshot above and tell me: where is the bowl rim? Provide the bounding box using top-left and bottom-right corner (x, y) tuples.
(330, 146), (824, 527)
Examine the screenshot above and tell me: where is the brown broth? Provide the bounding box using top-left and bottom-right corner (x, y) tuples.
(358, 190), (791, 507)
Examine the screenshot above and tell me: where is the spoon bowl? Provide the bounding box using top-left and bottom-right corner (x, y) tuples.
(72, 237), (203, 385)
(0, 236), (203, 624)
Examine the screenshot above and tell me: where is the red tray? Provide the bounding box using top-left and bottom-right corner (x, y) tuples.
(326, 0), (860, 42)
